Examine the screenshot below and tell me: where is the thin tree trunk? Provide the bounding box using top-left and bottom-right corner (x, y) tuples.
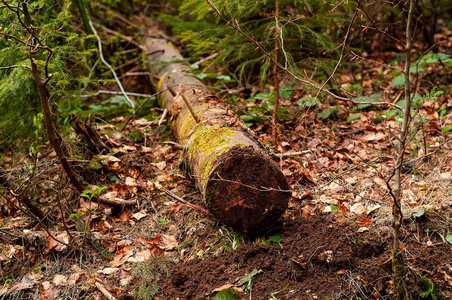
(272, 0), (280, 146)
(392, 0), (415, 299)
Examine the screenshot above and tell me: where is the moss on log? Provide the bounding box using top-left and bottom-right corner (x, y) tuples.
(143, 33), (290, 233)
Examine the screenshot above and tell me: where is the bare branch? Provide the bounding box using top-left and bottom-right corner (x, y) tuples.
(88, 20), (135, 108)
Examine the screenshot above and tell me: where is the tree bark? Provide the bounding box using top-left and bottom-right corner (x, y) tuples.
(143, 32), (291, 233)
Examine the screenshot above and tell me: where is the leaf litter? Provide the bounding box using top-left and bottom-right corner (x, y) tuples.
(2, 26), (452, 300)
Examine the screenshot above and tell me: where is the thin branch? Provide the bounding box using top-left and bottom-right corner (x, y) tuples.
(357, 1), (404, 49)
(0, 65), (19, 70)
(88, 19), (135, 108)
(80, 90), (157, 98)
(205, 0), (351, 102)
(166, 85), (201, 123)
(163, 189), (213, 216)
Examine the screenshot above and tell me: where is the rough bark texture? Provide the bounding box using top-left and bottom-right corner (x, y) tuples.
(143, 31), (290, 233)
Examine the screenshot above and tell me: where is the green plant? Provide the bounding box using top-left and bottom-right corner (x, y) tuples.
(261, 235), (283, 249)
(239, 87), (292, 127)
(269, 283), (289, 299)
(177, 0), (347, 82)
(417, 276), (445, 300)
(127, 256), (171, 300)
(0, 0), (96, 150)
(218, 228), (243, 252)
(241, 268), (260, 292)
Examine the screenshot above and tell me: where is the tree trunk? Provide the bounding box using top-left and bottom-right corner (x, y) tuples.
(143, 32), (290, 233)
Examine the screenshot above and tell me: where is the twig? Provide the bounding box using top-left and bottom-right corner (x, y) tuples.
(205, 0), (351, 102)
(95, 282), (117, 300)
(191, 51), (222, 66)
(80, 90), (156, 98)
(163, 189), (213, 216)
(274, 150), (312, 158)
(0, 65), (18, 70)
(158, 108), (168, 126)
(88, 19), (135, 108)
(166, 85), (200, 123)
(357, 2), (404, 49)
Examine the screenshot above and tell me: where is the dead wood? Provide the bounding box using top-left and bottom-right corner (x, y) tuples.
(142, 27), (291, 233)
(72, 113), (112, 155)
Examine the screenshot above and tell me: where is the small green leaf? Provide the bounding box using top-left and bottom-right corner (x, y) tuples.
(269, 235), (281, 243)
(216, 75), (232, 81)
(212, 288), (241, 300)
(347, 113), (361, 122)
(196, 73), (207, 79)
(69, 212), (83, 219)
(417, 277), (434, 298)
(413, 208), (425, 218)
(317, 107), (338, 120)
(441, 125), (452, 133)
(446, 234), (452, 245)
(392, 75), (408, 87)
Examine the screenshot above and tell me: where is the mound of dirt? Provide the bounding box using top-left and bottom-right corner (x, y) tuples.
(157, 215), (452, 299)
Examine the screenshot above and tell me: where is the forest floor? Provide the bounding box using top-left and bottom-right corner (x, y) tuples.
(2, 13), (452, 300)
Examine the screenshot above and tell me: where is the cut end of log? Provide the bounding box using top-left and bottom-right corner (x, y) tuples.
(205, 147), (290, 234)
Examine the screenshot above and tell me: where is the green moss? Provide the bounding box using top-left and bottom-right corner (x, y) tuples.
(392, 250), (410, 300)
(156, 73), (168, 107)
(184, 125), (240, 200)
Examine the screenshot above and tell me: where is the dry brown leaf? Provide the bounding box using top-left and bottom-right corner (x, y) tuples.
(350, 203), (366, 215)
(213, 284), (233, 292)
(171, 204), (181, 212)
(132, 211), (147, 221)
(67, 272), (84, 286)
(119, 210), (132, 222)
(40, 281), (59, 300)
(152, 161), (167, 170)
(162, 235), (178, 251)
(97, 267), (119, 275)
(52, 274), (67, 286)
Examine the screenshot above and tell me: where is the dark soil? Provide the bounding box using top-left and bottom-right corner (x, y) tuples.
(157, 214), (452, 299)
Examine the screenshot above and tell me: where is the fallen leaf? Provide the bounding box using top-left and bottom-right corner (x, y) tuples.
(40, 281), (59, 300)
(357, 227), (369, 233)
(213, 284), (233, 292)
(132, 211), (147, 221)
(152, 161), (167, 170)
(13, 276), (34, 290)
(119, 269), (132, 286)
(162, 235), (178, 250)
(350, 203), (366, 215)
(52, 274), (67, 286)
(171, 204), (181, 212)
(125, 177), (138, 187)
(120, 210), (132, 222)
(356, 218), (372, 226)
(67, 272), (84, 286)
(97, 267), (119, 275)
(44, 233), (70, 254)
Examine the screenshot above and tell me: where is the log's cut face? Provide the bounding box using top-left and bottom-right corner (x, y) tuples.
(205, 147), (290, 233)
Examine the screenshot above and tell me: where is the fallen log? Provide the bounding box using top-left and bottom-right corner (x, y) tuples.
(143, 30), (291, 233)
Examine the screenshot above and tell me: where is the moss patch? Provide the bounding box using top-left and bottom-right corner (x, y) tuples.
(184, 125), (243, 197)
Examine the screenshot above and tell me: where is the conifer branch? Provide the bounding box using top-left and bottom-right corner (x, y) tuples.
(205, 0), (351, 102)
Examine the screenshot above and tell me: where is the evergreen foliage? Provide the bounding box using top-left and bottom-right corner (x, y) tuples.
(168, 0), (354, 82)
(0, 0), (96, 150)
